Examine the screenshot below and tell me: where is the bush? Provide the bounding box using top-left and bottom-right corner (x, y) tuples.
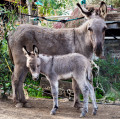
(0, 39), (13, 99)
(93, 55), (120, 102)
(24, 73), (51, 98)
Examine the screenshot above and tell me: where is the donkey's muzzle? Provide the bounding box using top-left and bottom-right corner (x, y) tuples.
(95, 42), (102, 57)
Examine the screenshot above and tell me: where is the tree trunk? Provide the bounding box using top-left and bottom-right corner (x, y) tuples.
(26, 0), (32, 23)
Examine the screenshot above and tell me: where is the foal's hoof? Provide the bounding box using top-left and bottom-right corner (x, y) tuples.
(24, 103), (32, 108)
(50, 109), (57, 115)
(50, 111), (56, 115)
(80, 109), (87, 118)
(80, 113), (86, 118)
(15, 103), (23, 108)
(93, 108), (98, 115)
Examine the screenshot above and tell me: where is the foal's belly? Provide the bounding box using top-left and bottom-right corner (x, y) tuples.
(57, 72), (73, 80)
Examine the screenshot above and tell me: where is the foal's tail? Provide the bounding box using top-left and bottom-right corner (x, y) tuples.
(86, 64), (93, 83)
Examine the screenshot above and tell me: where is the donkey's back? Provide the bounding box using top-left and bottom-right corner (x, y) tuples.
(8, 24), (74, 58)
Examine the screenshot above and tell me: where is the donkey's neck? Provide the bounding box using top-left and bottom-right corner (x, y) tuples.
(76, 20), (88, 34)
(74, 21), (93, 59)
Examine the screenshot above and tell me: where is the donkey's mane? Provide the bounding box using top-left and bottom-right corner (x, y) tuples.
(75, 20), (89, 34)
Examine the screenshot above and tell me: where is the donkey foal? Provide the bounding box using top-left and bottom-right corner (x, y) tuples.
(23, 45), (98, 117)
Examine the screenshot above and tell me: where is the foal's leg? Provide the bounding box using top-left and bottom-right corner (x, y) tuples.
(12, 64), (28, 107)
(75, 77), (89, 117)
(49, 78), (59, 115)
(88, 82), (98, 115)
(72, 78), (82, 109)
(80, 84), (89, 117)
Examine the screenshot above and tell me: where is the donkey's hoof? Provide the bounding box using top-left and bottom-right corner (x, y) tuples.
(73, 101), (82, 110)
(24, 103), (32, 108)
(15, 103), (23, 108)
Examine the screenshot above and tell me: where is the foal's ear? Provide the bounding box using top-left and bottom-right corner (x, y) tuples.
(33, 45), (39, 55)
(98, 1), (107, 19)
(76, 3), (93, 19)
(22, 46), (31, 56)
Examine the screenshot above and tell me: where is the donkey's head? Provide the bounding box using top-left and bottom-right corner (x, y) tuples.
(23, 45), (41, 80)
(77, 2), (107, 57)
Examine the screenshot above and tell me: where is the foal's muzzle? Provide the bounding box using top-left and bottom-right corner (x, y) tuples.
(32, 76), (39, 81)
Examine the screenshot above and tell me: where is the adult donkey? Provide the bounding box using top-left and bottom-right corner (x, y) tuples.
(8, 2), (107, 108)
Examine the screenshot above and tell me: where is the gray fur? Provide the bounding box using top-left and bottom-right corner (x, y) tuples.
(8, 2), (107, 108)
(23, 46), (97, 117)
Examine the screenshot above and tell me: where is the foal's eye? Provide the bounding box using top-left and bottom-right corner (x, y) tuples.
(30, 64), (34, 67)
(88, 27), (93, 31)
(37, 65), (40, 67)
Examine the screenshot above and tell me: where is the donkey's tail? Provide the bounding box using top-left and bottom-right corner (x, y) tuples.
(7, 36), (14, 64)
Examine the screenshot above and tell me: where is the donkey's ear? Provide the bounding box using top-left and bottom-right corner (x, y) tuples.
(98, 1), (107, 19)
(76, 3), (93, 19)
(33, 45), (39, 55)
(22, 46), (31, 56)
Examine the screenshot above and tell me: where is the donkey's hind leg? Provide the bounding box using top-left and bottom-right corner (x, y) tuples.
(12, 64), (28, 107)
(72, 78), (82, 109)
(49, 77), (59, 115)
(88, 82), (98, 115)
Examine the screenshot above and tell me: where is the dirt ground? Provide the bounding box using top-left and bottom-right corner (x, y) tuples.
(0, 98), (120, 119)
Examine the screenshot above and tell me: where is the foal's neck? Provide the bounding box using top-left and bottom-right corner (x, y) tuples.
(39, 54), (52, 63)
(39, 54), (53, 75)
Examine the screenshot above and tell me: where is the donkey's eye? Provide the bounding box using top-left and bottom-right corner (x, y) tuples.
(103, 27), (107, 32)
(88, 27), (93, 31)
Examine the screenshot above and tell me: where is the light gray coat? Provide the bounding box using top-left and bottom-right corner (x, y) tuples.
(23, 46), (97, 117)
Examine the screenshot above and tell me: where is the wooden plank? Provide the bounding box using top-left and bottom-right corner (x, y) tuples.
(105, 37), (120, 40)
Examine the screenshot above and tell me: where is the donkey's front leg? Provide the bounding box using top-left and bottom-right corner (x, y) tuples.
(49, 78), (59, 115)
(12, 64), (28, 107)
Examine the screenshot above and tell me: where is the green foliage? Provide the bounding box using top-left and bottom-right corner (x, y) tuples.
(18, 5), (28, 14)
(38, 0), (65, 16)
(24, 73), (51, 98)
(111, 0), (120, 8)
(38, 0), (79, 16)
(0, 39), (13, 99)
(0, 7), (18, 99)
(93, 55), (120, 101)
